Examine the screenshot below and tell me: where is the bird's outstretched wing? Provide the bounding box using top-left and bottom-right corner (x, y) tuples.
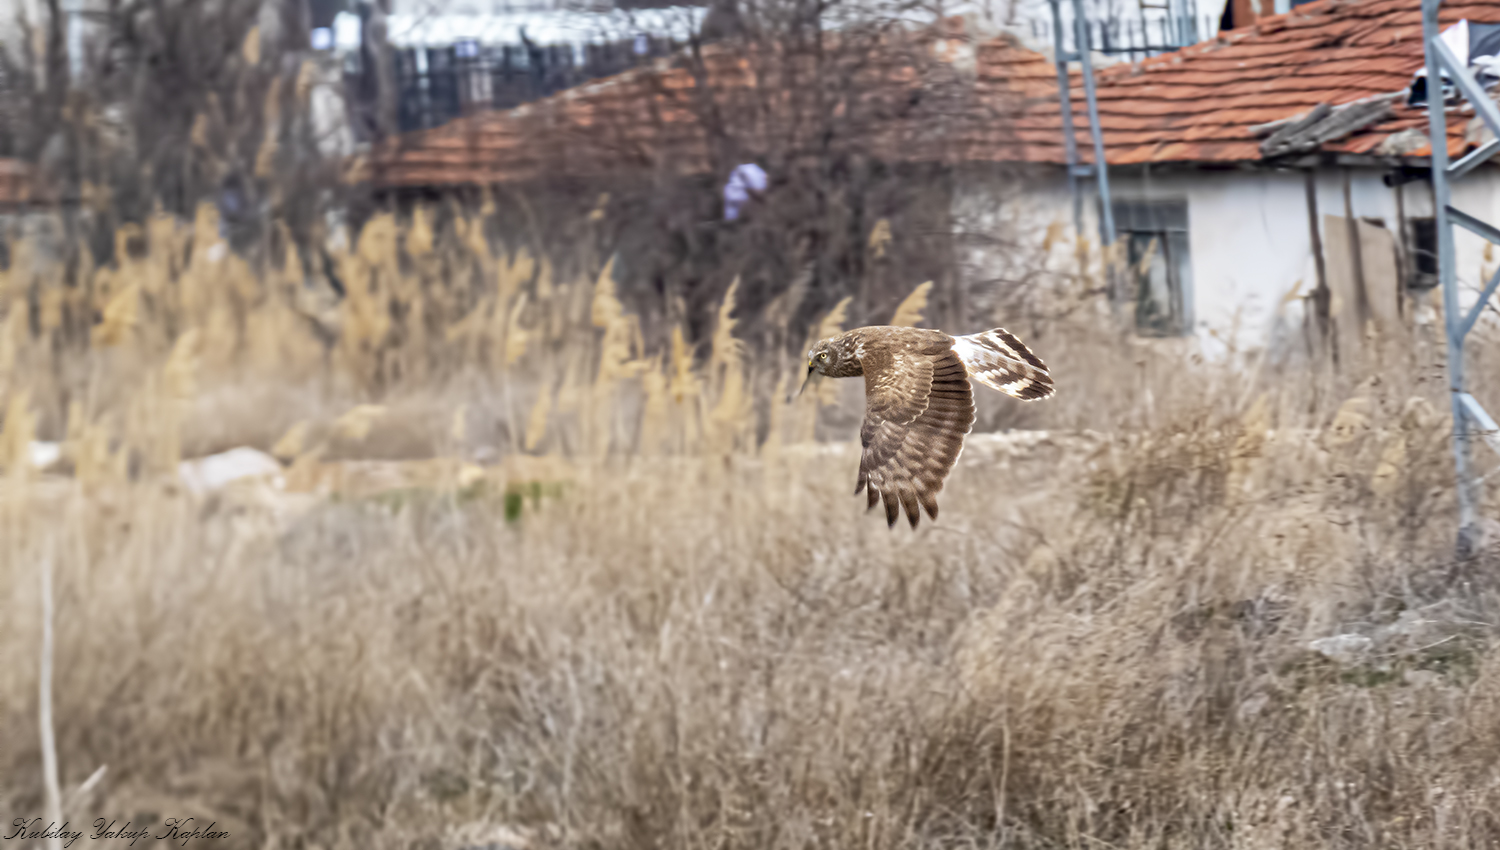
(952, 328), (1054, 400)
(856, 341), (975, 528)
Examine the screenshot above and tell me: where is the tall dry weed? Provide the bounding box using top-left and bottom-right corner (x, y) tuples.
(0, 206), (1497, 850)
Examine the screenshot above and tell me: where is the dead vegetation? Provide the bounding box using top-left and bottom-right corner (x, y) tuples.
(1, 205), (1500, 850)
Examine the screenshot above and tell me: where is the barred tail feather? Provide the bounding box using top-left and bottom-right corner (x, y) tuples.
(951, 328), (1055, 401)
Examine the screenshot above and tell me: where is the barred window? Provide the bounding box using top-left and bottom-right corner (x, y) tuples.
(1113, 200), (1194, 337)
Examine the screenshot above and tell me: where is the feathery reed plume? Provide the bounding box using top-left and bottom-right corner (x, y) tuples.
(815, 295), (852, 343)
(760, 374), (790, 460)
(525, 386), (552, 452)
(668, 325), (703, 447)
(591, 256), (624, 330)
(1041, 219), (1065, 255)
(709, 277), (744, 382)
(254, 77), (283, 179)
(707, 279), (750, 452)
(162, 330), (202, 401)
(272, 421), (312, 463)
(588, 193), (610, 222)
(1227, 392), (1270, 498)
(92, 283), (140, 348)
(0, 305), (27, 385)
(450, 404), (468, 448)
(0, 194), (1492, 850)
(64, 403), (126, 489)
(868, 217), (892, 259)
(890, 280), (933, 327)
(0, 390), (36, 481)
(504, 293), (531, 368)
(637, 355), (669, 456)
(497, 249), (535, 320)
(333, 405), (386, 443)
(295, 58), (317, 105)
(457, 214), (489, 263)
(241, 25), (261, 64)
(811, 296), (852, 406)
(762, 262), (810, 336)
(407, 207), (435, 259)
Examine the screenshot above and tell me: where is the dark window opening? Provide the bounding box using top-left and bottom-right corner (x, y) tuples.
(309, 0), (345, 29)
(1113, 200), (1194, 337)
(1409, 217), (1438, 288)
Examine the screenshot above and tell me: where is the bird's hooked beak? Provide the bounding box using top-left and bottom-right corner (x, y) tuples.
(793, 361), (817, 402)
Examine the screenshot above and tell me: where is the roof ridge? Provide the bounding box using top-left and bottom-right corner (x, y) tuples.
(369, 0), (1477, 184)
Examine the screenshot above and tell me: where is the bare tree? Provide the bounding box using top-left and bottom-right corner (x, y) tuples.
(0, 0), (356, 267)
(452, 0), (1025, 352)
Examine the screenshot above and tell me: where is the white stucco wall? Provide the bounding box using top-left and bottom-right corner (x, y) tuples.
(1446, 171), (1500, 318)
(0, 0), (43, 60)
(1, 0), (139, 81)
(954, 163), (1500, 358)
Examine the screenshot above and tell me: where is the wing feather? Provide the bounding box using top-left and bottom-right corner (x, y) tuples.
(855, 334), (976, 529)
(951, 328), (1054, 401)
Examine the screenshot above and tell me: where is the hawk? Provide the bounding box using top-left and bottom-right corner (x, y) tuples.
(800, 326), (1054, 529)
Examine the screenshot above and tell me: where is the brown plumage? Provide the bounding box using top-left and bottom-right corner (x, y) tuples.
(802, 325), (1054, 529)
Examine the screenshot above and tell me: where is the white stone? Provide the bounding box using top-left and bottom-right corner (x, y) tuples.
(1308, 633), (1373, 665)
(178, 447), (283, 495)
(28, 441), (60, 471)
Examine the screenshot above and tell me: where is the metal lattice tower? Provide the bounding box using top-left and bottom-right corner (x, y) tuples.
(1422, 0), (1500, 555)
(1048, 0), (1116, 250)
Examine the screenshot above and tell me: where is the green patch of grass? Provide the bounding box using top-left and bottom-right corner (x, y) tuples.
(422, 769), (470, 802)
(1411, 635), (1485, 684)
(1339, 665), (1402, 688)
(503, 480), (567, 523)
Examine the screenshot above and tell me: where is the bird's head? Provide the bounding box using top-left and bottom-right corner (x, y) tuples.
(807, 333), (863, 377)
(796, 334), (861, 398)
(807, 339), (836, 377)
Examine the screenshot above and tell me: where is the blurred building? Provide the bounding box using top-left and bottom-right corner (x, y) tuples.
(991, 0), (1487, 358)
(0, 0), (100, 82)
(319, 0), (706, 136)
(366, 0), (1500, 357)
(1012, 0), (1224, 65)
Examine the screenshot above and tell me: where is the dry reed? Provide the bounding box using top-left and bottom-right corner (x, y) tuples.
(1, 205), (1499, 850)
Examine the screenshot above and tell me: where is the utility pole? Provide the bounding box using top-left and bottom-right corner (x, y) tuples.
(1421, 0), (1500, 555)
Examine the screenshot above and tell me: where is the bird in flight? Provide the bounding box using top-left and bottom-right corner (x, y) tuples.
(799, 326), (1053, 529)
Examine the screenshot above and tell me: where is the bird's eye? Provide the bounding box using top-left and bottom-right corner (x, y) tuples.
(818, 352), (828, 361)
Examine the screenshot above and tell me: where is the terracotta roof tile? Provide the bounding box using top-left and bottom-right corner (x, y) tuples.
(0, 159), (48, 206)
(369, 0), (1491, 186)
(1002, 0), (1493, 166)
(370, 24), (1035, 187)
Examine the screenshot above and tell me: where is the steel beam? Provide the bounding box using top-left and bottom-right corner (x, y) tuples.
(1447, 204), (1500, 244)
(1422, 0), (1500, 555)
(1449, 137), (1500, 179)
(1072, 0), (1116, 250)
(1049, 0), (1085, 239)
(1048, 0), (1116, 251)
(1460, 265), (1500, 341)
(1460, 393), (1500, 459)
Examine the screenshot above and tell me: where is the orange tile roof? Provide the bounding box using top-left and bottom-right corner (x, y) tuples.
(0, 158), (47, 206)
(369, 0), (1492, 187)
(369, 23), (1038, 187)
(976, 31), (1060, 99)
(1008, 0), (1491, 166)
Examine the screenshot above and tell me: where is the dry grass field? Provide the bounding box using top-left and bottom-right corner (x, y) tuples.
(4, 205), (1500, 850)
